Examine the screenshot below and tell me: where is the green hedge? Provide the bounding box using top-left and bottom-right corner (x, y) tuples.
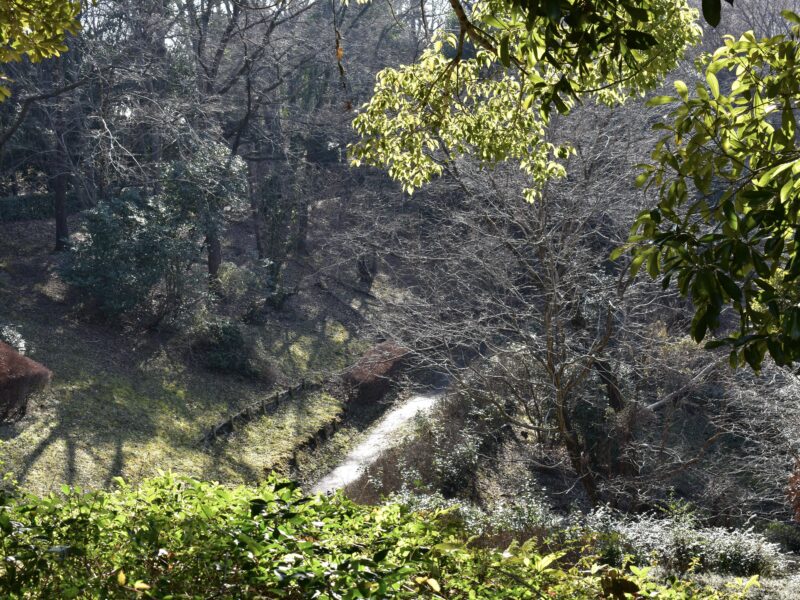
(0, 473), (753, 598)
(0, 192), (82, 222)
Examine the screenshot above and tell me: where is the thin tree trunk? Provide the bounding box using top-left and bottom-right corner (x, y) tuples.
(556, 391), (600, 505)
(248, 160), (267, 259)
(53, 171), (69, 252)
(594, 359), (624, 412)
(357, 250), (377, 286)
(294, 197), (309, 255)
(206, 231), (222, 281)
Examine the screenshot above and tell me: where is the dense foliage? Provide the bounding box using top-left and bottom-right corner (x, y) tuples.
(62, 190), (198, 318)
(0, 473), (757, 598)
(62, 142), (245, 318)
(0, 0), (81, 98)
(350, 0), (699, 200)
(628, 11), (800, 369)
(1, 2), (799, 598)
(191, 318), (255, 377)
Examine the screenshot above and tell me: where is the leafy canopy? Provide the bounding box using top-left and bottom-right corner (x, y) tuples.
(350, 0), (700, 201)
(0, 0), (82, 98)
(627, 11), (800, 371)
(506, 0), (732, 31)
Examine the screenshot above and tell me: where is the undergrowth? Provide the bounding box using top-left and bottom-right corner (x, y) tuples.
(0, 473), (758, 599)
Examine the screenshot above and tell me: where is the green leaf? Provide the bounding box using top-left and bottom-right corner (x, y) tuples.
(609, 246), (626, 261)
(634, 172), (650, 187)
(0, 511), (11, 534)
(784, 307), (800, 341)
(545, 0), (561, 21)
(622, 3), (650, 22)
(691, 305), (711, 342)
(373, 548), (390, 562)
(744, 343), (765, 372)
(780, 179), (794, 203)
(706, 71), (720, 99)
(704, 339), (729, 349)
(499, 35), (511, 68)
(768, 337), (787, 365)
(427, 578), (442, 593)
(781, 10), (800, 25)
(482, 15), (504, 29)
(647, 251), (660, 278)
(674, 80), (689, 100)
(630, 253), (646, 278)
(552, 93), (570, 115)
(702, 0), (722, 27)
(646, 95), (676, 107)
(717, 273), (740, 302)
(624, 30), (657, 51)
(752, 251), (771, 278)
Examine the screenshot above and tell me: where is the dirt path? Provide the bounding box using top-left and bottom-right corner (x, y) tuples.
(312, 393), (441, 493)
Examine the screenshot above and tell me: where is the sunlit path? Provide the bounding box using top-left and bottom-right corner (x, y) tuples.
(312, 394), (441, 494)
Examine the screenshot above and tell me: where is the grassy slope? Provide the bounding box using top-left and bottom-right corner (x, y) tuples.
(0, 219), (364, 494)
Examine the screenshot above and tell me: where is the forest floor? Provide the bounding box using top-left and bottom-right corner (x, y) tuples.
(0, 216), (371, 494)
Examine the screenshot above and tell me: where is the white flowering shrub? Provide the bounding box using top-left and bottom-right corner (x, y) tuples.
(391, 485), (563, 536)
(585, 507), (788, 576)
(431, 429), (481, 496)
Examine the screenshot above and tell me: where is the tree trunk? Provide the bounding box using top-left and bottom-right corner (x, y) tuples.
(357, 250), (378, 286)
(248, 160), (267, 259)
(206, 231), (222, 281)
(53, 171), (69, 252)
(594, 359), (624, 412)
(554, 382), (600, 505)
(294, 197), (309, 255)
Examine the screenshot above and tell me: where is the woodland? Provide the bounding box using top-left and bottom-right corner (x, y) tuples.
(2, 0), (800, 597)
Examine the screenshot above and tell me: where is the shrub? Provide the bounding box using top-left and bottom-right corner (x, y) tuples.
(585, 507), (787, 576)
(765, 522), (800, 554)
(391, 484), (564, 537)
(191, 318), (254, 377)
(61, 140), (245, 322)
(61, 190), (198, 319)
(0, 473), (752, 599)
(431, 428), (481, 496)
(217, 262), (260, 303)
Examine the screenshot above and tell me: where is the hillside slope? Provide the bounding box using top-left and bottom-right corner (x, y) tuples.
(0, 218), (364, 493)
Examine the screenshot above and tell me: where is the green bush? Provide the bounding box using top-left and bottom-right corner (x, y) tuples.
(60, 141), (245, 321)
(217, 262), (261, 303)
(61, 191), (198, 319)
(0, 192), (81, 221)
(0, 473), (753, 599)
(191, 319), (254, 377)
